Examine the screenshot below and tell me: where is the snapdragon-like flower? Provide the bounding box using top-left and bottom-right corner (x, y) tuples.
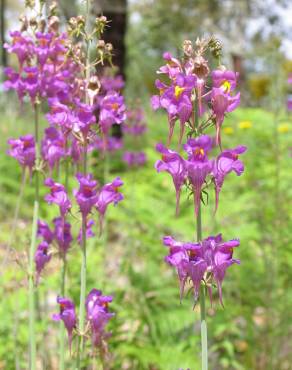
(213, 146), (247, 210)
(85, 289), (114, 349)
(99, 92), (126, 135)
(4, 30), (33, 66)
(46, 99), (74, 132)
(37, 220), (54, 244)
(155, 143), (187, 214)
(52, 297), (76, 350)
(100, 74), (125, 92)
(95, 177), (124, 232)
(211, 70), (240, 146)
(53, 217), (73, 255)
(7, 134), (35, 173)
(151, 73), (197, 145)
(74, 173), (99, 217)
(35, 241), (51, 284)
(184, 135), (213, 216)
(42, 127), (66, 172)
(164, 234), (240, 304)
(75, 101), (96, 138)
(44, 178), (71, 217)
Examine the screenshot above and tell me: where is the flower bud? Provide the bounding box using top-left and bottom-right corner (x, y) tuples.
(29, 17), (38, 28)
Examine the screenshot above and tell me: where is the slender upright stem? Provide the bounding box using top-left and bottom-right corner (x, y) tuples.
(28, 102), (40, 370)
(77, 1), (91, 367)
(59, 254), (67, 370)
(59, 142), (70, 370)
(196, 203), (208, 370)
(194, 91), (208, 370)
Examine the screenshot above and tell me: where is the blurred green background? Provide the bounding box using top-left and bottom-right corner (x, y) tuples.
(0, 0), (292, 369)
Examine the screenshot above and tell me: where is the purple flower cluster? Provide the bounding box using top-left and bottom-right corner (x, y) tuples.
(155, 135), (246, 215)
(122, 151), (147, 167)
(35, 218), (73, 282)
(4, 31), (79, 104)
(151, 51), (240, 146)
(74, 174), (124, 233)
(164, 234), (240, 304)
(152, 42), (246, 307)
(7, 134), (35, 174)
(53, 289), (114, 350)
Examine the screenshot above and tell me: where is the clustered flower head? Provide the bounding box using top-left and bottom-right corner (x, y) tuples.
(151, 40), (240, 147)
(164, 234), (240, 305)
(52, 289), (114, 352)
(155, 136), (246, 216)
(152, 38), (246, 305)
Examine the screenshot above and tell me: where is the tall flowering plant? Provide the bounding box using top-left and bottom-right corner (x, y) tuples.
(151, 38), (246, 369)
(5, 1), (125, 368)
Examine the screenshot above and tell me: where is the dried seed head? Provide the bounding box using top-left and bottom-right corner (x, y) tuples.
(48, 16), (60, 33)
(87, 76), (101, 105)
(19, 15), (29, 32)
(29, 17), (38, 28)
(193, 55), (210, 79)
(183, 40), (194, 57)
(39, 19), (46, 33)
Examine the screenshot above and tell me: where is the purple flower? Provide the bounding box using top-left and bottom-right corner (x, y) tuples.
(213, 146), (247, 210)
(44, 178), (71, 217)
(78, 219), (95, 245)
(4, 31), (33, 66)
(99, 92), (126, 135)
(157, 51), (183, 79)
(46, 99), (74, 131)
(151, 73), (196, 145)
(7, 134), (35, 173)
(100, 75), (125, 92)
(37, 220), (54, 244)
(42, 127), (66, 172)
(184, 135), (213, 216)
(35, 32), (53, 66)
(74, 102), (96, 138)
(74, 173), (99, 217)
(53, 217), (73, 255)
(85, 289), (114, 348)
(155, 144), (187, 214)
(211, 69), (238, 92)
(122, 151), (147, 167)
(211, 87), (240, 147)
(96, 177), (124, 233)
(164, 234), (240, 304)
(34, 241), (51, 284)
(52, 297), (76, 351)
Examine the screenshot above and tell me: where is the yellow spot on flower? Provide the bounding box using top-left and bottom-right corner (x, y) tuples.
(277, 123), (290, 133)
(194, 148), (205, 156)
(111, 103), (119, 111)
(221, 80), (231, 93)
(239, 121), (252, 129)
(223, 126), (234, 135)
(174, 85), (185, 99)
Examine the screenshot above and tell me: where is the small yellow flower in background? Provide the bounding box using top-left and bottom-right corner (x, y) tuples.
(277, 123), (290, 133)
(239, 120), (252, 129)
(223, 126), (234, 135)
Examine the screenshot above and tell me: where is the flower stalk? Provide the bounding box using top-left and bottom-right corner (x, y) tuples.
(28, 102), (40, 370)
(77, 0), (91, 367)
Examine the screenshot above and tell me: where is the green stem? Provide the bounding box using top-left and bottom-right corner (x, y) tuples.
(194, 91), (208, 369)
(28, 102), (40, 370)
(59, 254), (67, 370)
